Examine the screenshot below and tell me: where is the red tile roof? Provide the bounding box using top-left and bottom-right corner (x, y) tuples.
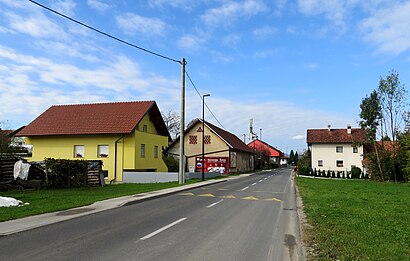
(247, 139), (283, 157)
(204, 120), (254, 153)
(17, 101), (169, 137)
(307, 128), (368, 144)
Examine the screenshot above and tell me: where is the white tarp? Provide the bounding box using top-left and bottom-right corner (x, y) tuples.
(13, 160), (30, 180)
(0, 196), (29, 207)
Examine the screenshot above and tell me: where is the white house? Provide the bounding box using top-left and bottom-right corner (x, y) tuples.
(307, 126), (368, 174)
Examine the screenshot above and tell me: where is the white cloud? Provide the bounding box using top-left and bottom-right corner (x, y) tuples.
(223, 33), (241, 46)
(361, 1), (410, 55)
(297, 0), (350, 31)
(87, 0), (111, 12)
(4, 11), (68, 39)
(306, 63), (318, 69)
(50, 0), (77, 17)
(148, 0), (200, 10)
(253, 26), (277, 39)
(201, 0), (267, 27)
(116, 13), (167, 36)
(291, 135), (305, 140)
(0, 46), (180, 123)
(188, 98), (352, 149)
(177, 33), (209, 51)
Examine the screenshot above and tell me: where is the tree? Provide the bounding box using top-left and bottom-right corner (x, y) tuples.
(161, 109), (180, 141)
(359, 90), (384, 180)
(397, 131), (410, 182)
(289, 150), (295, 165)
(297, 149), (311, 175)
(378, 71), (409, 182)
(294, 151), (299, 165)
(378, 70), (408, 143)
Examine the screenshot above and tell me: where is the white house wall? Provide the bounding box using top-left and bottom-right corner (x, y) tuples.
(311, 143), (364, 173)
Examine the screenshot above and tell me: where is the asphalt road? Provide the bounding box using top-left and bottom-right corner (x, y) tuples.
(0, 168), (302, 261)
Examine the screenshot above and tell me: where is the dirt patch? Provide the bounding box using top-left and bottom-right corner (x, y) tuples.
(295, 182), (318, 261)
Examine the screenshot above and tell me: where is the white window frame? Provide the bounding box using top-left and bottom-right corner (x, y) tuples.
(353, 146), (358, 153)
(74, 145), (84, 158)
(154, 145), (158, 158)
(98, 145), (109, 158)
(336, 160), (344, 167)
(141, 144), (145, 158)
(336, 146), (343, 153)
(318, 160), (323, 167)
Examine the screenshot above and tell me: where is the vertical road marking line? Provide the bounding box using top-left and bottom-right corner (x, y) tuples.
(140, 218), (187, 241)
(207, 199), (224, 208)
(240, 186), (249, 191)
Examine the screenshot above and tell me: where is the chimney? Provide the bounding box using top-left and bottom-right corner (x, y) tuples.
(347, 125), (352, 134)
(327, 125), (331, 131)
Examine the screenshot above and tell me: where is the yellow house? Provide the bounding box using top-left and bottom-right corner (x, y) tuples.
(168, 119), (254, 174)
(16, 101), (170, 182)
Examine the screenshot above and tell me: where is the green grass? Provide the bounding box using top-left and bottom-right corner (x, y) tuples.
(296, 177), (410, 261)
(0, 181), (199, 222)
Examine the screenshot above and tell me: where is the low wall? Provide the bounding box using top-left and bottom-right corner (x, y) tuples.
(122, 171), (222, 183)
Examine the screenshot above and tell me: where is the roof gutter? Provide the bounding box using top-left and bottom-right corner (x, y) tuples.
(110, 136), (124, 184)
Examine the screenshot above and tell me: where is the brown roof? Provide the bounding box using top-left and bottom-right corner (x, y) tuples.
(204, 120), (254, 153)
(16, 101), (170, 137)
(307, 128), (368, 144)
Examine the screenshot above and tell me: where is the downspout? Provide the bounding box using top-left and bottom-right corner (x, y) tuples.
(110, 136), (123, 184)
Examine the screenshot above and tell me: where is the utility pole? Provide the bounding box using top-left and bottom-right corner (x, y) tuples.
(179, 58), (186, 184)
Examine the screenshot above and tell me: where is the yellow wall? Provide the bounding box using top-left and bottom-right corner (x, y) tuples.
(25, 113), (169, 182)
(27, 134), (124, 181)
(184, 122), (229, 157)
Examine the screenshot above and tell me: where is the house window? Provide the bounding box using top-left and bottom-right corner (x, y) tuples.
(98, 145), (109, 158)
(336, 160), (344, 167)
(336, 146), (343, 153)
(74, 145), (84, 158)
(154, 146), (158, 158)
(189, 135), (197, 144)
(204, 135), (211, 144)
(141, 144), (145, 158)
(318, 160), (323, 167)
(353, 147), (358, 153)
(143, 125), (148, 132)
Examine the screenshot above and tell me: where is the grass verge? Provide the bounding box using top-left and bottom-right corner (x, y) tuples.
(296, 177), (410, 261)
(0, 180), (200, 222)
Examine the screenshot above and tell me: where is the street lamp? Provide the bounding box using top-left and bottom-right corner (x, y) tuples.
(202, 93), (210, 181)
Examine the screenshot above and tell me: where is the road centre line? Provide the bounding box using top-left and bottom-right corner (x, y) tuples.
(140, 218), (187, 240)
(207, 199), (224, 208)
(252, 182), (257, 186)
(240, 186), (249, 191)
(258, 180), (263, 182)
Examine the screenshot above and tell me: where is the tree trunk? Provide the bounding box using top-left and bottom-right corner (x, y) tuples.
(373, 140), (384, 181)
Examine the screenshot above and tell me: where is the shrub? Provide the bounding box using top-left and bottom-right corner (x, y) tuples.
(163, 154), (179, 172)
(44, 158), (89, 188)
(351, 166), (362, 179)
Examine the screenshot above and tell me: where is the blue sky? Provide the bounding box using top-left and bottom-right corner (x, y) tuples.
(0, 0), (409, 153)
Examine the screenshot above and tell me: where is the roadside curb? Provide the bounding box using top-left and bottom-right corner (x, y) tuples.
(0, 178), (230, 236)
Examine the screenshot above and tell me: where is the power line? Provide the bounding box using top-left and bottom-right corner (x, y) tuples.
(28, 0), (181, 64)
(185, 71), (225, 129)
